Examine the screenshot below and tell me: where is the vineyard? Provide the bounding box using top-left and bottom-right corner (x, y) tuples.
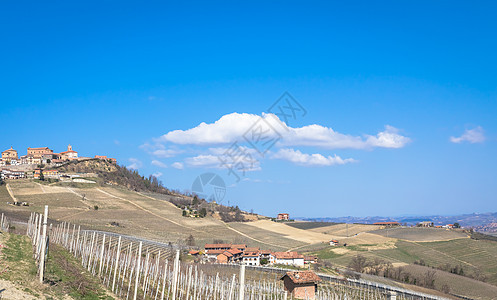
(13, 206), (451, 300)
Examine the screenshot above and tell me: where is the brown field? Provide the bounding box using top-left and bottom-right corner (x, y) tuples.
(0, 180), (299, 250)
(309, 223), (382, 237)
(372, 227), (469, 242)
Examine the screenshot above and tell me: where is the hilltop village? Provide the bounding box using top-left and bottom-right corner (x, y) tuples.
(0, 145), (116, 180)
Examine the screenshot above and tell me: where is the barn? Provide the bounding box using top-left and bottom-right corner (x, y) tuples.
(281, 271), (321, 299)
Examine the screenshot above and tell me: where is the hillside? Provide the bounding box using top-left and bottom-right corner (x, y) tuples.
(3, 177), (497, 299)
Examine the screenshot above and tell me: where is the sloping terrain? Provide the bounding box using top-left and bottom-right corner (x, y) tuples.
(0, 180), (299, 250)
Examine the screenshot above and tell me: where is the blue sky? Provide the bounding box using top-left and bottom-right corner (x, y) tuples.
(1, 1), (496, 218)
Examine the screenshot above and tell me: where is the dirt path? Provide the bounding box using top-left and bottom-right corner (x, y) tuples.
(0, 278), (38, 299)
(5, 184), (17, 203)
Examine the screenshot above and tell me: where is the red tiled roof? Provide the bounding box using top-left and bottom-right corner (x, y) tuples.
(206, 249), (225, 255)
(189, 250), (199, 255)
(281, 271), (321, 284)
(273, 252), (304, 259)
(231, 244), (247, 249)
(244, 247), (260, 252)
(243, 251), (259, 257)
(219, 251), (233, 258)
(330, 240), (339, 243)
(227, 248), (242, 255)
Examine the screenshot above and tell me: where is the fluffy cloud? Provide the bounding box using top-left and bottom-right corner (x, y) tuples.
(450, 126), (486, 144)
(127, 158), (143, 170)
(184, 154), (261, 171)
(171, 162), (184, 169)
(272, 148), (356, 166)
(157, 112), (410, 149)
(152, 172), (163, 178)
(151, 160), (168, 168)
(140, 143), (182, 158)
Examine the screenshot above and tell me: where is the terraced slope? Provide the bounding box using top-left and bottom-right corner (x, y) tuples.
(0, 180), (298, 250)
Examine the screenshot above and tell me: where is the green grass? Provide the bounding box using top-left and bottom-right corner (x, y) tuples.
(0, 233), (38, 282)
(45, 243), (113, 300)
(0, 233), (113, 299)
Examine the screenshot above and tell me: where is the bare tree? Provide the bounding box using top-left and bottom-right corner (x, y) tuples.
(423, 270), (436, 288)
(348, 255), (368, 273)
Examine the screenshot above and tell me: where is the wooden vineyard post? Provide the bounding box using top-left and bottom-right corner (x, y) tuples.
(98, 234), (106, 276)
(160, 260), (168, 300)
(134, 241), (143, 300)
(171, 249), (180, 300)
(38, 205), (48, 283)
(239, 264), (245, 300)
(228, 274), (236, 300)
(112, 235), (122, 292)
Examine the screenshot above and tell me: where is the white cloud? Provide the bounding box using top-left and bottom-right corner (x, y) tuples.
(157, 112), (410, 150)
(184, 154), (261, 171)
(171, 162), (184, 170)
(152, 172), (163, 178)
(152, 149), (181, 158)
(127, 158), (143, 170)
(185, 154), (221, 168)
(450, 126), (486, 144)
(151, 160), (168, 168)
(140, 142), (182, 158)
(272, 148), (356, 167)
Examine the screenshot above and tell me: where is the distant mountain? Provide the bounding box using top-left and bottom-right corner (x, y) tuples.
(298, 212), (497, 233)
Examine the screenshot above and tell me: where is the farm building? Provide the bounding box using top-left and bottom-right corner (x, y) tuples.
(418, 221), (434, 227)
(329, 239), (339, 246)
(277, 213), (290, 220)
(281, 271), (321, 300)
(273, 251), (304, 267)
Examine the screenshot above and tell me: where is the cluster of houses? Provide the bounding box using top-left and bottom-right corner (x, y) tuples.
(195, 243), (323, 299)
(196, 243), (316, 267)
(1, 145), (116, 180)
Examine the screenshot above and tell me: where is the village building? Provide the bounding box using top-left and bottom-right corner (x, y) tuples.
(204, 243), (232, 252)
(329, 239), (339, 246)
(217, 248), (243, 264)
(231, 244), (247, 251)
(277, 213), (289, 220)
(418, 221), (434, 227)
(2, 147), (18, 161)
(27, 147), (53, 158)
(281, 271), (321, 300)
(242, 250), (260, 266)
(60, 144), (78, 160)
(260, 250), (273, 264)
(273, 252), (305, 267)
(1, 169), (25, 180)
(304, 256), (318, 264)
